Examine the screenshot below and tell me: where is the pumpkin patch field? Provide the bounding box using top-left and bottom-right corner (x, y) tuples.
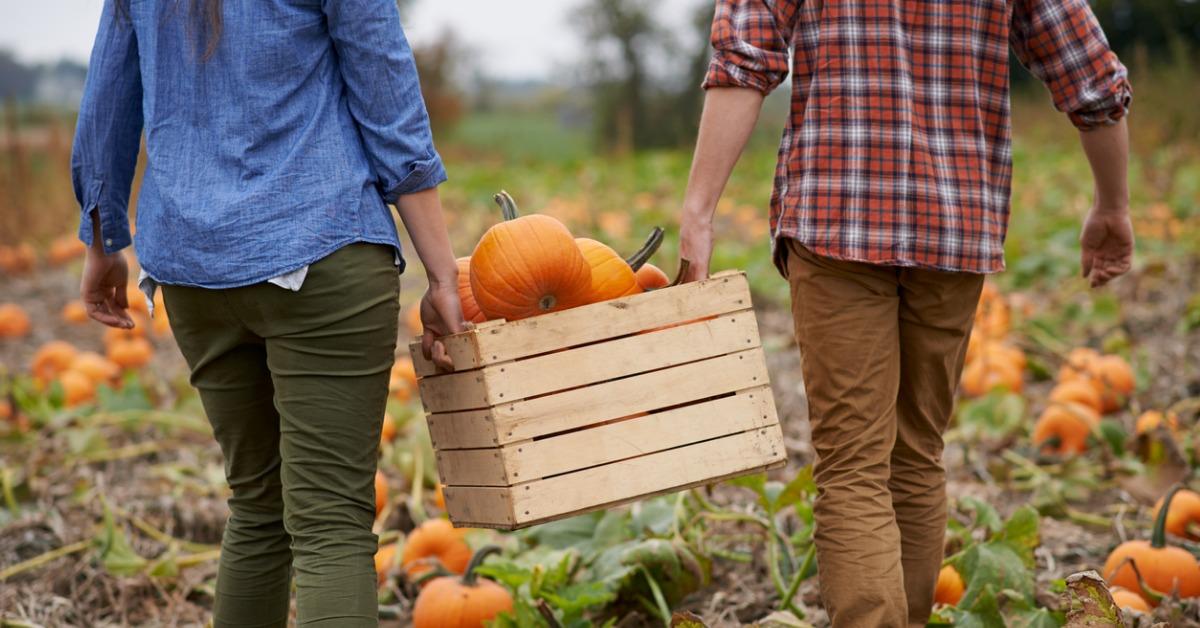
(2, 93), (1200, 627)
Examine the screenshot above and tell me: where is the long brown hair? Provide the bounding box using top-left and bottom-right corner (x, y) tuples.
(113, 0), (223, 61)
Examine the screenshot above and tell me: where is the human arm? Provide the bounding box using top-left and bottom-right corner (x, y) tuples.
(395, 188), (465, 370)
(1078, 118), (1132, 287)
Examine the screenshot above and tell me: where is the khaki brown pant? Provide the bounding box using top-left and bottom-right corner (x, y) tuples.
(784, 240), (984, 627)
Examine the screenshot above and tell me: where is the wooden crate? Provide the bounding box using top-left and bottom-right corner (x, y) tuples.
(410, 270), (786, 530)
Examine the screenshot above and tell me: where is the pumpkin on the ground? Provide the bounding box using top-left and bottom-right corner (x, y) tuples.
(933, 564), (964, 606)
(375, 542), (398, 585)
(1137, 410), (1180, 436)
(1153, 487), (1200, 542)
(380, 412), (397, 446)
(70, 352), (120, 385)
(47, 236), (86, 266)
(62, 300), (89, 324)
(1104, 484), (1200, 604)
(0, 304), (31, 339)
(390, 357), (417, 401)
(1048, 381), (1103, 414)
(401, 518), (472, 581)
(469, 191), (592, 321)
(960, 355), (1023, 397)
(1110, 587), (1151, 613)
(1058, 347), (1101, 384)
(576, 227), (664, 303)
(59, 369), (96, 407)
(0, 244), (36, 275)
(375, 471), (389, 518)
(412, 545), (513, 628)
(31, 341), (78, 383)
(1088, 355), (1135, 413)
(1032, 402), (1100, 455)
(107, 337), (153, 369)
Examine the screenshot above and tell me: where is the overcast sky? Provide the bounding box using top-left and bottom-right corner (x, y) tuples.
(1, 0), (702, 81)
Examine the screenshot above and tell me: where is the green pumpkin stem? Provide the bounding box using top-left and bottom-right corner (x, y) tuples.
(624, 226), (664, 271)
(493, 191), (520, 221)
(1153, 483), (1184, 549)
(462, 544), (502, 587)
(669, 259), (692, 287)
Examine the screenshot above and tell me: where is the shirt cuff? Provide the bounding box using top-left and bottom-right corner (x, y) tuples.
(702, 51), (785, 95)
(77, 179), (133, 254)
(382, 154), (448, 204)
(1068, 78), (1132, 131)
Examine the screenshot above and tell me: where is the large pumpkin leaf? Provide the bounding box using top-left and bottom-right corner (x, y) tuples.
(958, 496), (1004, 534)
(995, 505), (1040, 569)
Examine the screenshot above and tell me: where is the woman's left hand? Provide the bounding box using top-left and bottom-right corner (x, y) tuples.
(419, 282), (466, 371)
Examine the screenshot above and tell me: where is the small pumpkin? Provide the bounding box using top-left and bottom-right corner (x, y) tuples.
(107, 337), (154, 369)
(62, 300), (89, 325)
(933, 564), (965, 606)
(1152, 487), (1200, 542)
(401, 518), (472, 581)
(455, 257), (486, 324)
(0, 244), (36, 275)
(380, 412), (398, 446)
(960, 356), (1023, 397)
(1048, 381), (1103, 414)
(1087, 355), (1135, 413)
(375, 542), (399, 585)
(59, 369), (97, 407)
(375, 470), (389, 518)
(31, 341), (79, 383)
(389, 357), (418, 401)
(635, 263), (671, 291)
(1137, 410), (1180, 436)
(412, 545), (513, 628)
(1058, 347), (1101, 384)
(576, 227), (664, 303)
(70, 352), (121, 385)
(469, 191), (592, 321)
(1104, 484), (1200, 603)
(0, 303), (31, 339)
(1032, 402), (1100, 455)
(47, 236), (86, 266)
(1109, 587), (1151, 613)
(406, 306), (423, 338)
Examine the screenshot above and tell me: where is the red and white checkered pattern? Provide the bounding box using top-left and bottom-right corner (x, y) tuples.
(705, 0), (1131, 273)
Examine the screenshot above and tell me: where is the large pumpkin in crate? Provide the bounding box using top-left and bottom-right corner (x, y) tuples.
(576, 227), (664, 303)
(469, 192), (592, 321)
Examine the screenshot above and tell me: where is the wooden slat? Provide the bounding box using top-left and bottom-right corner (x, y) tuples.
(443, 425), (786, 529)
(485, 310), (759, 403)
(427, 407), (499, 450)
(417, 370), (491, 413)
(494, 350), (770, 443)
(415, 272), (751, 378)
(435, 386), (773, 486)
(502, 387), (776, 482)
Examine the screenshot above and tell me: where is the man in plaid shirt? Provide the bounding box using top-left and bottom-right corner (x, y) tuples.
(679, 0), (1132, 624)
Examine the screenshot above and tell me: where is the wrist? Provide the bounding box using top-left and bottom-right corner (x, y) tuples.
(1091, 199), (1129, 216)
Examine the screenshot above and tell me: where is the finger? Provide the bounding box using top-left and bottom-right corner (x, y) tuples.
(432, 339), (454, 371)
(85, 301), (129, 328)
(105, 296), (135, 328)
(1080, 248), (1094, 280)
(421, 328), (435, 362)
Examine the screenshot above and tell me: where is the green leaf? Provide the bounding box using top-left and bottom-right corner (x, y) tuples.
(96, 378), (152, 412)
(1097, 419), (1127, 456)
(632, 497), (678, 536)
(959, 543), (1033, 608)
(540, 581), (615, 617)
(995, 506), (1040, 569)
(94, 501), (146, 576)
(958, 496), (1003, 533)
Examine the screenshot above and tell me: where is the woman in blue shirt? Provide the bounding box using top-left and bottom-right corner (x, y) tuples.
(72, 0), (464, 624)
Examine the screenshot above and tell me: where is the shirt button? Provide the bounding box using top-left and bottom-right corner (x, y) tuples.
(105, 238), (113, 246)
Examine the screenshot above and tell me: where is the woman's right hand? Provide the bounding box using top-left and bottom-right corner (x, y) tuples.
(419, 282), (466, 371)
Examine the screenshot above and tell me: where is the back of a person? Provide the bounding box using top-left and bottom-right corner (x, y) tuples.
(112, 0), (409, 287)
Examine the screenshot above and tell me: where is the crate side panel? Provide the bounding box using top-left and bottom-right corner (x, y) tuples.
(418, 369), (492, 413)
(510, 425), (786, 525)
(426, 408), (499, 450)
(484, 310), (759, 402)
(472, 273), (751, 364)
(436, 448), (510, 487)
(491, 349), (769, 444)
(408, 324), (490, 378)
(502, 386), (775, 481)
(443, 485), (515, 529)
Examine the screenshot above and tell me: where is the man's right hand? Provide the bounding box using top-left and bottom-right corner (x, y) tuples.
(1080, 205), (1134, 288)
(81, 246), (135, 329)
(678, 215), (714, 283)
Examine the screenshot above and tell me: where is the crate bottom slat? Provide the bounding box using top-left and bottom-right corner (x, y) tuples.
(442, 425), (786, 530)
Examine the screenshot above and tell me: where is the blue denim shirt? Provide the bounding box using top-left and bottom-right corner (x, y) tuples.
(72, 0), (446, 287)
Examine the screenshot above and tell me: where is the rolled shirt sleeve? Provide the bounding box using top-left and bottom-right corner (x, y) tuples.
(703, 0), (800, 94)
(71, 0), (144, 254)
(322, 0), (446, 203)
(1010, 0), (1131, 130)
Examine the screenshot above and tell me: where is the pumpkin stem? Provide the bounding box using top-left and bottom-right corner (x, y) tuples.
(669, 259), (692, 287)
(624, 226), (664, 271)
(493, 191), (520, 221)
(462, 544), (502, 587)
(1152, 483), (1185, 549)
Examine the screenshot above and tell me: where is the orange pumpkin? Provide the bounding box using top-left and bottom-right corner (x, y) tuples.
(1153, 487), (1200, 542)
(59, 369), (97, 407)
(456, 257), (486, 324)
(401, 518), (472, 581)
(960, 356), (1023, 397)
(576, 227), (664, 303)
(47, 236), (86, 266)
(434, 483), (446, 510)
(1088, 355), (1135, 413)
(390, 357), (418, 401)
(412, 545), (513, 628)
(1058, 347), (1101, 384)
(375, 470), (389, 518)
(469, 191), (592, 321)
(0, 304), (31, 339)
(635, 263), (671, 291)
(406, 306), (423, 338)
(1110, 587), (1151, 613)
(107, 337), (154, 369)
(380, 412), (397, 446)
(1137, 410), (1180, 436)
(62, 300), (90, 325)
(1048, 381), (1103, 414)
(70, 352), (121, 385)
(125, 283), (149, 316)
(1033, 402), (1100, 455)
(1104, 485), (1200, 603)
(0, 243), (36, 275)
(934, 564), (965, 606)
(104, 324), (145, 347)
(375, 542), (399, 585)
(31, 341), (79, 382)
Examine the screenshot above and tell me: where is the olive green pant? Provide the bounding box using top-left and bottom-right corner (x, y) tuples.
(784, 240), (984, 628)
(163, 244), (399, 627)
